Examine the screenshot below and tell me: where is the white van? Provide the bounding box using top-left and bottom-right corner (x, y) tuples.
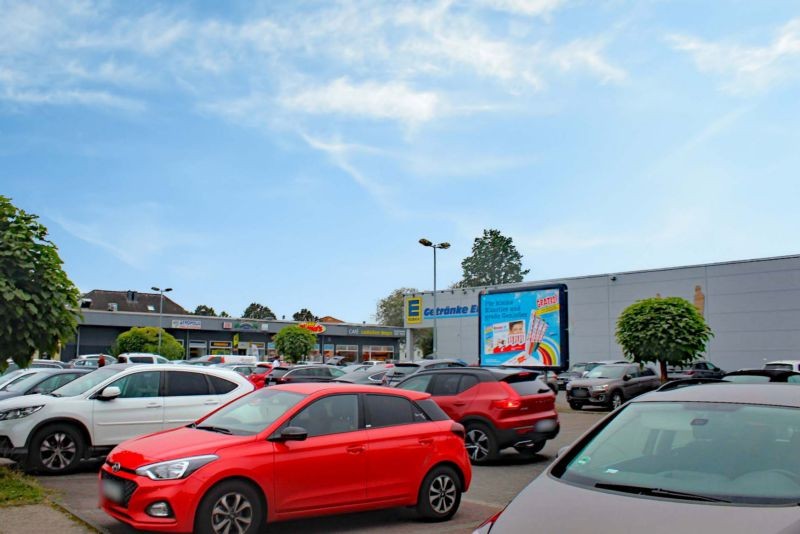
(117, 353), (171, 364)
(764, 360), (800, 372)
(187, 354), (258, 365)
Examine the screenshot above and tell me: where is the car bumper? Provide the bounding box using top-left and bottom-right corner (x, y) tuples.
(566, 388), (609, 405)
(99, 464), (200, 533)
(494, 417), (560, 449)
(0, 436), (27, 462)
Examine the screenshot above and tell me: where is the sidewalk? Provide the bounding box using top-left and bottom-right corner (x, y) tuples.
(0, 503), (94, 534)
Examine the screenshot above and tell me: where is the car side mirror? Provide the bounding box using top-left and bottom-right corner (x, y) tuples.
(622, 374), (631, 381)
(97, 386), (121, 400)
(268, 426), (308, 442)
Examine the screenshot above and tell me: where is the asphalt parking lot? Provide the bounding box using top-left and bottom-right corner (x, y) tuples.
(32, 393), (607, 534)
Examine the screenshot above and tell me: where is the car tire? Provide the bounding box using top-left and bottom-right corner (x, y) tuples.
(464, 422), (498, 465)
(416, 465), (462, 521)
(609, 390), (624, 410)
(568, 401), (583, 410)
(548, 384), (557, 394)
(29, 423), (85, 475)
(195, 480), (264, 534)
(515, 440), (545, 458)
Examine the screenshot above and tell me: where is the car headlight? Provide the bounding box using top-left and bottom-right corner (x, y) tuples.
(135, 455), (218, 480)
(591, 385), (609, 391)
(0, 405), (44, 421)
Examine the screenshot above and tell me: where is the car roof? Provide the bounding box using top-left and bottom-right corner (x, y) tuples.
(765, 360), (800, 365)
(726, 368), (800, 377)
(590, 363), (635, 368)
(638, 383), (800, 407)
(270, 382), (431, 399)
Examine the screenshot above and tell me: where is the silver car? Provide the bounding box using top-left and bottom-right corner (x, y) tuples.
(475, 384), (800, 534)
(566, 363), (660, 410)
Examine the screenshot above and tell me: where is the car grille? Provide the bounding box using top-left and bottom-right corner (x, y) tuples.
(101, 470), (138, 508)
(571, 387), (589, 398)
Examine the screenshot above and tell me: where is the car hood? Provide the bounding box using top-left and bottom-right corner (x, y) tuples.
(0, 393), (53, 409)
(108, 427), (255, 469)
(490, 474), (800, 533)
(0, 391), (23, 402)
(568, 378), (619, 388)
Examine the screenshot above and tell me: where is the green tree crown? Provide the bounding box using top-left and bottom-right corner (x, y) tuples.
(111, 327), (184, 360)
(0, 196), (80, 370)
(375, 287), (418, 327)
(193, 304), (216, 316)
(242, 302), (276, 320)
(292, 308), (315, 322)
(273, 326), (317, 363)
(615, 296), (713, 380)
(457, 229), (530, 287)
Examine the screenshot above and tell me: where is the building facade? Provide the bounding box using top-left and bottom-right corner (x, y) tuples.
(404, 254), (800, 371)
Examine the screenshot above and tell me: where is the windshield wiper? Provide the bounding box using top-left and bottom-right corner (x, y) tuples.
(195, 425), (232, 435)
(595, 482), (731, 503)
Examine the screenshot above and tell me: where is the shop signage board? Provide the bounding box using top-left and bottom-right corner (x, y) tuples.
(171, 319), (202, 330)
(298, 322), (326, 333)
(478, 284), (569, 370)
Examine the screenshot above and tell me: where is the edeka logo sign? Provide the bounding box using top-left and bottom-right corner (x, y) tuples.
(405, 297), (422, 324)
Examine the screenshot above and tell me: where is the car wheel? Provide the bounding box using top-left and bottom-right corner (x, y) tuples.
(464, 422), (498, 464)
(416, 465), (461, 521)
(568, 401), (583, 410)
(609, 390), (624, 410)
(30, 423), (85, 475)
(195, 480), (264, 534)
(548, 384), (557, 394)
(515, 440), (545, 458)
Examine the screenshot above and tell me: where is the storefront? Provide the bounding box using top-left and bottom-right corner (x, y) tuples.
(63, 310), (408, 363)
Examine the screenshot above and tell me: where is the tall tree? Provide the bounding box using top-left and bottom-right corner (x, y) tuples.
(242, 302), (276, 320)
(0, 196), (80, 370)
(616, 296), (714, 382)
(274, 325), (317, 363)
(376, 287), (418, 326)
(193, 304), (216, 316)
(293, 308), (315, 322)
(457, 229), (529, 287)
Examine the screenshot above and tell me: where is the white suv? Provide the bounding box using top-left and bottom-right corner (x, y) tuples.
(0, 364), (253, 474)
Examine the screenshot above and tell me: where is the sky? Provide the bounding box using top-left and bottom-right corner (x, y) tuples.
(2, 0), (800, 323)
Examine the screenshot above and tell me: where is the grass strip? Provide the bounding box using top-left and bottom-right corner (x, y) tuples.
(0, 465), (45, 507)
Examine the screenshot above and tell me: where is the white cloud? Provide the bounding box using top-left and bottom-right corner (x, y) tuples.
(551, 38), (627, 84)
(282, 78), (442, 125)
(670, 18), (800, 93)
(1, 88), (144, 111)
(476, 0), (566, 17)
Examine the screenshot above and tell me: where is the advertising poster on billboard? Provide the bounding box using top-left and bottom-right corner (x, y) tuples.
(479, 284), (568, 369)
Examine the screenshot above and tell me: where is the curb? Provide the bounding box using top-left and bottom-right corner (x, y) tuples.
(48, 498), (109, 534)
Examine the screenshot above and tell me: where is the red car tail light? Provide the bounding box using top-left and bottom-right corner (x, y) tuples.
(491, 398), (521, 410)
(450, 422), (465, 439)
(684, 370), (695, 376)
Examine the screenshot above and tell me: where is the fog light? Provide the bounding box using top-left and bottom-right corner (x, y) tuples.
(146, 501), (173, 518)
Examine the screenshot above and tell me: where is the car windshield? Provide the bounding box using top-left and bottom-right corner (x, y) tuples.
(51, 367), (121, 397)
(3, 372), (47, 392)
(197, 388), (306, 435)
(586, 365), (627, 379)
(569, 364), (587, 373)
(723, 375), (771, 384)
(558, 401), (800, 505)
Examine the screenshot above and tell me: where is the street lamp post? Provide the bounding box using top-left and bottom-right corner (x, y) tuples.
(419, 238), (450, 356)
(151, 286), (173, 354)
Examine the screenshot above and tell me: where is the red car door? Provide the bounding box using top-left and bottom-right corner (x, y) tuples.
(273, 394), (368, 513)
(363, 393), (438, 503)
(429, 373), (479, 421)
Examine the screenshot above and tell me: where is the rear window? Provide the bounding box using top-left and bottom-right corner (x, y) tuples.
(165, 371), (209, 396)
(366, 394), (428, 427)
(765, 364), (793, 371)
(503, 374), (549, 395)
(208, 375), (238, 394)
(415, 398), (450, 421)
(391, 363), (420, 377)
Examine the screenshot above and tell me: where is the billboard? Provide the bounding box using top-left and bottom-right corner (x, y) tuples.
(479, 284), (568, 369)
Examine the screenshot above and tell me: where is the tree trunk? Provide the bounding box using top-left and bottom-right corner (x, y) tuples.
(659, 360), (668, 383)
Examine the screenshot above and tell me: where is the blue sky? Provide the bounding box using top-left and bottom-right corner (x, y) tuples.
(2, 0), (800, 323)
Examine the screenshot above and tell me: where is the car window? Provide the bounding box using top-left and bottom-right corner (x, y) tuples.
(208, 375), (238, 394)
(626, 367), (639, 378)
(165, 371), (210, 396)
(31, 374), (76, 394)
(289, 394), (359, 437)
(108, 371), (161, 398)
(366, 394), (428, 428)
(156, 356), (171, 364)
(128, 356), (153, 363)
(695, 362), (708, 370)
(787, 375), (800, 384)
(3, 373), (44, 392)
(397, 374), (433, 393)
(765, 364), (792, 371)
(724, 375), (770, 383)
(431, 374), (461, 396)
(330, 368), (346, 378)
(641, 368), (656, 377)
(459, 374), (479, 392)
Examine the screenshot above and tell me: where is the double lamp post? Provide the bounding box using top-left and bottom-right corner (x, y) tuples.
(151, 286), (172, 354)
(418, 239), (449, 356)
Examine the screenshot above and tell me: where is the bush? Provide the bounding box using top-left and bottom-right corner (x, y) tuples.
(273, 326), (317, 363)
(111, 327), (184, 360)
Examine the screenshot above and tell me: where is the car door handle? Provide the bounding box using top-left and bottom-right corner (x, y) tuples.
(146, 403), (161, 408)
(418, 438), (433, 446)
(204, 400), (220, 405)
(453, 402), (466, 407)
(346, 445), (365, 454)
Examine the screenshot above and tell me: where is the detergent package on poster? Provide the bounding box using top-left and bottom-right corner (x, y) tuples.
(478, 285), (568, 368)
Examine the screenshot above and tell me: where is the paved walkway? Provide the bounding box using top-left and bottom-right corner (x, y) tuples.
(0, 503), (94, 534)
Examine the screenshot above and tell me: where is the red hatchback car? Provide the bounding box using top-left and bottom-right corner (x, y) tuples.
(395, 367), (559, 464)
(99, 383), (471, 533)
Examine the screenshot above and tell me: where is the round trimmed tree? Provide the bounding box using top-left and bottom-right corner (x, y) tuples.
(111, 327), (184, 360)
(616, 296), (713, 381)
(274, 325), (317, 363)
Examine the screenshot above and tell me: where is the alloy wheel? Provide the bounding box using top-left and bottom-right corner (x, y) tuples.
(428, 474), (457, 514)
(465, 428), (489, 461)
(612, 392), (623, 409)
(210, 492), (253, 534)
(40, 432), (77, 470)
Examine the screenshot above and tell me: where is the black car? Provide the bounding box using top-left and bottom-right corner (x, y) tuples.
(333, 366), (391, 385)
(667, 360), (725, 380)
(722, 369), (800, 383)
(383, 359), (467, 386)
(0, 368), (92, 401)
(268, 365), (347, 385)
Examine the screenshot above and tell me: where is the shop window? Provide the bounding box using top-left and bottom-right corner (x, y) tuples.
(362, 345), (395, 362)
(335, 345), (358, 363)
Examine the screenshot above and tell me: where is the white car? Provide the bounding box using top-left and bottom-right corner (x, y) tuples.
(117, 352), (172, 364)
(764, 360), (800, 372)
(0, 363), (253, 474)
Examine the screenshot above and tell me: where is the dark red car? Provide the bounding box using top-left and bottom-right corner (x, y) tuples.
(99, 383), (471, 533)
(395, 367), (559, 464)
